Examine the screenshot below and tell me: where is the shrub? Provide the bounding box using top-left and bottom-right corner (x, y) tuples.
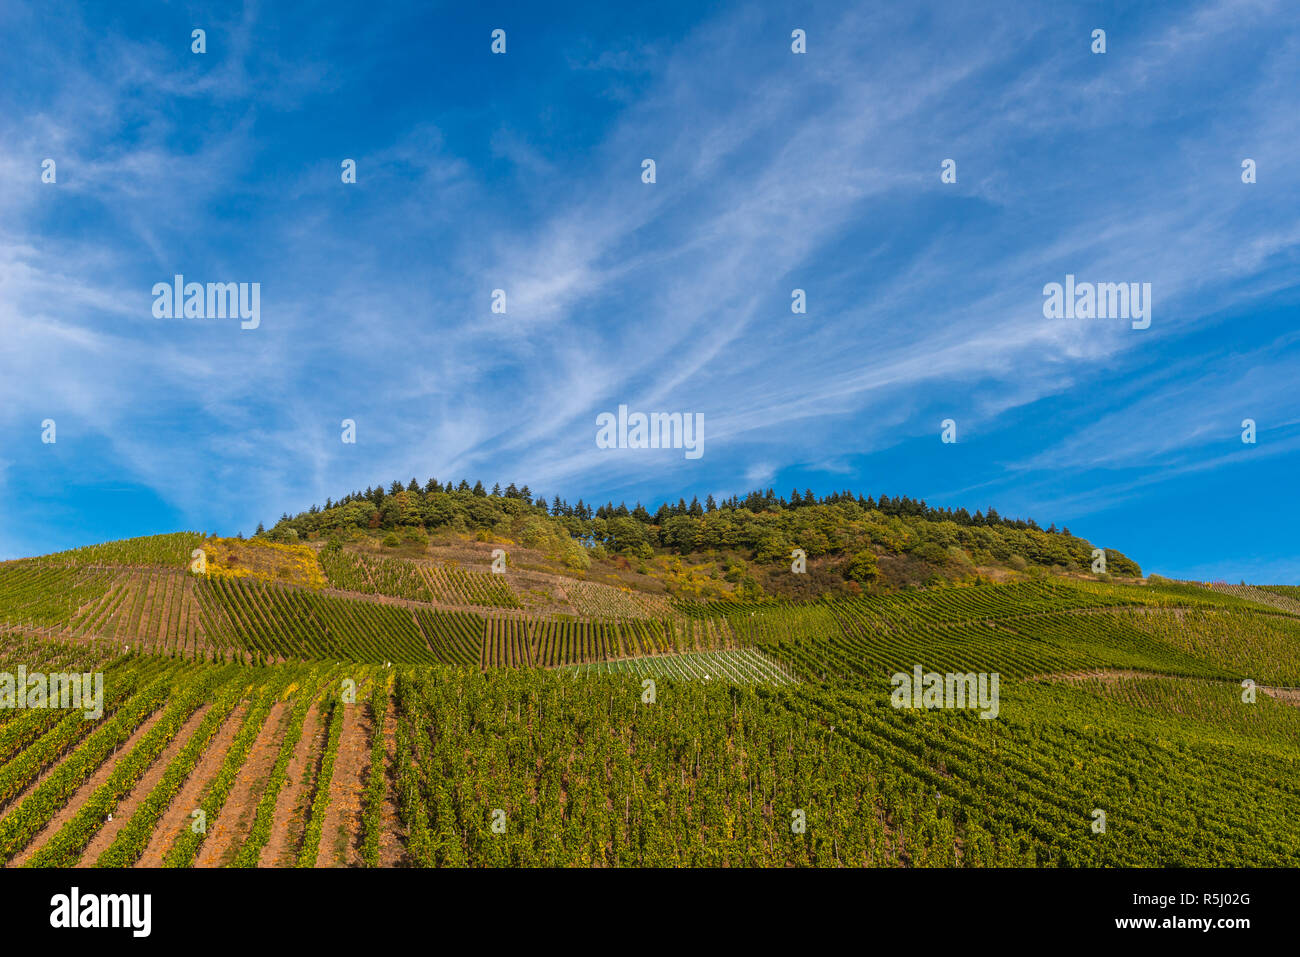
(843, 549), (879, 584)
(911, 541), (949, 565)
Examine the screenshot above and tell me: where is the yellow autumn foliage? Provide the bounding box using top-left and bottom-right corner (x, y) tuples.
(205, 537), (326, 589)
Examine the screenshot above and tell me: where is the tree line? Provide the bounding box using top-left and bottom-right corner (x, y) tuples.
(270, 477), (1074, 536)
(257, 477), (1141, 578)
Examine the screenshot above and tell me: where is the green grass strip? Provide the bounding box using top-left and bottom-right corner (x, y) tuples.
(296, 693), (346, 866)
(360, 680), (390, 867)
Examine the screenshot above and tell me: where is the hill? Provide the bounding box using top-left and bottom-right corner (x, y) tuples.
(258, 478), (1144, 600)
(0, 494), (1296, 868)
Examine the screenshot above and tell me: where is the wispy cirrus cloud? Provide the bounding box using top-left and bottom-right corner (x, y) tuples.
(0, 0), (1297, 579)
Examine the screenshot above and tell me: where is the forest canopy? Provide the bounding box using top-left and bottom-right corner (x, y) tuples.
(260, 478), (1142, 580)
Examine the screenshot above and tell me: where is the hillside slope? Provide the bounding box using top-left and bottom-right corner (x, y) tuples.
(0, 519), (1295, 868)
(258, 480), (1144, 599)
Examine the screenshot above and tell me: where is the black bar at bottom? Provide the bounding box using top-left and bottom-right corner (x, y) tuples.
(0, 866), (1275, 944)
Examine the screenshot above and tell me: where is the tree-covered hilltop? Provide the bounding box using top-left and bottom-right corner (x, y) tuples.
(259, 478), (1142, 588)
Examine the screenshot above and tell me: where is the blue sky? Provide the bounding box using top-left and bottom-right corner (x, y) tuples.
(1, 0), (1297, 581)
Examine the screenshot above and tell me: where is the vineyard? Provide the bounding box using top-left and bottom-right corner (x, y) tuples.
(559, 578), (674, 619)
(0, 532), (1297, 867)
(197, 577), (447, 665)
(319, 550), (520, 609)
(385, 666), (1298, 866)
(1200, 581), (1300, 617)
(566, 648), (797, 684)
(29, 533), (207, 568)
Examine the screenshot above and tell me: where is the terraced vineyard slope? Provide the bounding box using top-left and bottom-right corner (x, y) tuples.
(0, 531), (1296, 867)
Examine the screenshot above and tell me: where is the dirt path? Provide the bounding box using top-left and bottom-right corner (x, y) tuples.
(321, 587), (503, 619)
(77, 704), (212, 866)
(1260, 686), (1300, 705)
(316, 699), (371, 867)
(377, 697), (407, 866)
(260, 700), (325, 867)
(1032, 668), (1172, 684)
(1033, 669), (1300, 706)
(136, 703), (248, 867)
(320, 584), (670, 626)
(194, 701), (290, 867)
(12, 706), (169, 866)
